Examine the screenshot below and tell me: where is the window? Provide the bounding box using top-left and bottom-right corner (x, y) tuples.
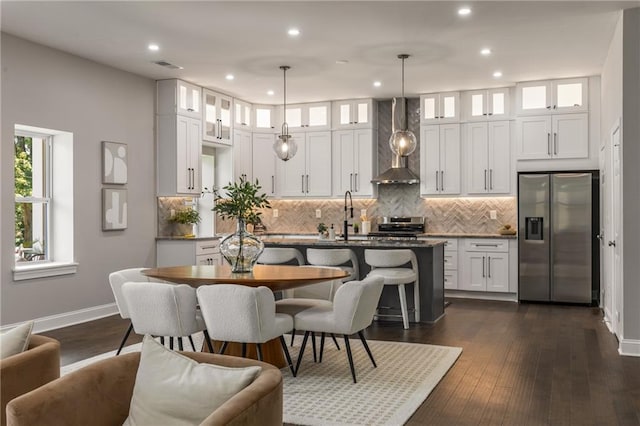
(13, 124), (76, 280)
(14, 131), (50, 263)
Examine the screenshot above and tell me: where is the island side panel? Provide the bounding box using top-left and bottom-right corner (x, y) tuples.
(262, 240), (445, 323)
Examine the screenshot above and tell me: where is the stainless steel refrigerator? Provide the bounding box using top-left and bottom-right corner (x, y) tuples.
(518, 172), (599, 304)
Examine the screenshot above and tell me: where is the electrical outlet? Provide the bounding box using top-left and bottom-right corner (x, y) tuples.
(315, 209), (322, 218)
(273, 209), (279, 218)
(490, 210), (497, 220)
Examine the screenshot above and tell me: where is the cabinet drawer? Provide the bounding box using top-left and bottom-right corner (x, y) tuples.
(196, 240), (220, 256)
(443, 239), (458, 252)
(444, 271), (458, 290)
(465, 239), (508, 252)
(444, 252), (458, 270)
(196, 254), (220, 266)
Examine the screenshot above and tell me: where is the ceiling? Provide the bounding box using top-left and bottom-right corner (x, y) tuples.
(1, 1), (637, 105)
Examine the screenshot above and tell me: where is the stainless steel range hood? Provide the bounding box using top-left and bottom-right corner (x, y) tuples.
(372, 97), (420, 185)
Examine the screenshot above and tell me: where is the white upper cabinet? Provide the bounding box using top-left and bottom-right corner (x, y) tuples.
(464, 88), (510, 121)
(203, 89), (232, 145)
(157, 115), (202, 196)
(253, 105), (276, 133)
(252, 133), (278, 196)
(420, 124), (461, 195)
(517, 113), (588, 160)
(278, 102), (331, 131)
(157, 79), (202, 119)
(516, 77), (588, 115)
(466, 121), (511, 194)
(332, 129), (377, 197)
(277, 131), (332, 197)
(332, 99), (377, 129)
(233, 128), (252, 182)
(234, 99), (252, 129)
(420, 92), (460, 124)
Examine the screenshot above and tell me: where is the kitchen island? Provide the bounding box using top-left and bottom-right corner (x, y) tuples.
(262, 238), (447, 323)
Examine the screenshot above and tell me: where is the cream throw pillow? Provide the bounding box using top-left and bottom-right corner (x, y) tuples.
(123, 335), (261, 426)
(0, 321), (34, 359)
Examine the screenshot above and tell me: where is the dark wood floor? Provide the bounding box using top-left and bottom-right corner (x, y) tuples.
(42, 298), (640, 426)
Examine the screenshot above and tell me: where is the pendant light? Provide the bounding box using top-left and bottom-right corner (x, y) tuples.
(273, 65), (297, 161)
(388, 54), (417, 157)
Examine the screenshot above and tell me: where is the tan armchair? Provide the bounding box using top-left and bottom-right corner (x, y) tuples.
(6, 351), (283, 426)
(1, 335), (60, 426)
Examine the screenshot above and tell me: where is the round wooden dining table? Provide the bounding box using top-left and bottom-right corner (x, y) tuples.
(141, 264), (349, 368)
(141, 264), (348, 291)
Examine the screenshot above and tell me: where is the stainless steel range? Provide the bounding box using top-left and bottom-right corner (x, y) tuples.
(367, 217), (425, 240)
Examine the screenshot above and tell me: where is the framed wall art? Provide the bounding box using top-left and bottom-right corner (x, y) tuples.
(102, 141), (128, 184)
(103, 188), (127, 231)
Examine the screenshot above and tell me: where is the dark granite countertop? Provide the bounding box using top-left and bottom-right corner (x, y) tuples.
(156, 236), (221, 241)
(261, 237), (447, 248)
(254, 232), (517, 240)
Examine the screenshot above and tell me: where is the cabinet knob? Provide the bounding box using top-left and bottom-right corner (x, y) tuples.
(608, 240), (616, 247)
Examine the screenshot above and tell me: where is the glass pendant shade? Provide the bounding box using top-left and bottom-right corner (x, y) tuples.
(389, 53), (417, 157)
(273, 124), (298, 161)
(389, 129), (417, 156)
(274, 65), (297, 161)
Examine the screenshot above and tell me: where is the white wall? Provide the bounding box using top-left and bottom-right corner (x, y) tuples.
(1, 34), (157, 326)
(600, 12), (622, 334)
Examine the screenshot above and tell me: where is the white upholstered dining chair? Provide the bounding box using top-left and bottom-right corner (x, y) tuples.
(108, 268), (168, 354)
(121, 281), (214, 353)
(196, 284), (297, 376)
(293, 276), (385, 383)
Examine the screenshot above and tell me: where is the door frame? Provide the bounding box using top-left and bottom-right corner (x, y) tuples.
(609, 119), (622, 337)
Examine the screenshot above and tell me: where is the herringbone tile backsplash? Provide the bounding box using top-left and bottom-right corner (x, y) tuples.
(213, 193), (516, 235)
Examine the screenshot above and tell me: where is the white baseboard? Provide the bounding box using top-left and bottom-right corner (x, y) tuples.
(619, 338), (640, 357)
(445, 290), (518, 302)
(1, 303), (119, 334)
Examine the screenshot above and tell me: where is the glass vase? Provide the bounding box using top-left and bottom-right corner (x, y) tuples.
(220, 218), (264, 273)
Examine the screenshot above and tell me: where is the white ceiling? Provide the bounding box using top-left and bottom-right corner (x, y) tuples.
(1, 1), (637, 104)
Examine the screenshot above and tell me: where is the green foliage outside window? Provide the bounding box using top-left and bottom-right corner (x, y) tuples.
(14, 136), (33, 248)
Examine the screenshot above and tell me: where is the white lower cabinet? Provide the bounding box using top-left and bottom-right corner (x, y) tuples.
(157, 239), (222, 267)
(443, 239), (458, 290)
(460, 239), (509, 293)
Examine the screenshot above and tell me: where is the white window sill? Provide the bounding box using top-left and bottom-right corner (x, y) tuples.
(13, 262), (78, 281)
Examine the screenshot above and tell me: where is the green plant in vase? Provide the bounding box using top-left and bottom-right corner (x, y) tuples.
(213, 177), (271, 272)
(317, 222), (328, 239)
(169, 208), (200, 237)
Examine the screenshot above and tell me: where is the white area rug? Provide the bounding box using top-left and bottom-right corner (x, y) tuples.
(61, 335), (461, 426)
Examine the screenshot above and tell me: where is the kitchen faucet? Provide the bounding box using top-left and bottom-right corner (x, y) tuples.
(343, 190), (353, 241)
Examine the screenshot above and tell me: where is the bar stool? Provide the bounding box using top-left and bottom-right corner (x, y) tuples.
(306, 248), (359, 282)
(364, 249), (419, 329)
(257, 247), (304, 266)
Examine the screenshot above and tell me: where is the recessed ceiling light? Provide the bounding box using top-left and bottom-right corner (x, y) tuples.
(481, 48), (491, 56)
(373, 81), (382, 87)
(267, 90), (275, 96)
(148, 43), (159, 51)
(458, 7), (471, 16)
(288, 28), (300, 36)
(493, 71), (503, 78)
(336, 59), (349, 65)
(225, 74), (235, 80)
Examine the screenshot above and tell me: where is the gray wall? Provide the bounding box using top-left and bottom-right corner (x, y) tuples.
(1, 34), (157, 325)
(621, 8), (640, 342)
(600, 8), (640, 348)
